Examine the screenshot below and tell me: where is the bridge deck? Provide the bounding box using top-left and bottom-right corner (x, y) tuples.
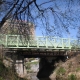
(4, 48), (67, 57)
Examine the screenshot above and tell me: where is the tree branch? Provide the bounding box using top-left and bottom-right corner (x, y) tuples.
(0, 0), (19, 28)
(17, 0), (34, 14)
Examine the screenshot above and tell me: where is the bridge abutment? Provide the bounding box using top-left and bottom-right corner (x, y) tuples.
(2, 51), (27, 78)
(15, 56), (27, 78)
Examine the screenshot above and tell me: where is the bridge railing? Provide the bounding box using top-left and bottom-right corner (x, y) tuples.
(36, 36), (71, 49)
(0, 34), (75, 49)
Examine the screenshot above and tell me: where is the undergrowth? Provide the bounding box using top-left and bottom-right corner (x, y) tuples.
(0, 59), (27, 80)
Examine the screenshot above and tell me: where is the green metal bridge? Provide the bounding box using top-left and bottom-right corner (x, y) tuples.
(0, 34), (79, 57)
(0, 34), (78, 49)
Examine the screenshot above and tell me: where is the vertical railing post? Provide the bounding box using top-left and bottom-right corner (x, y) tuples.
(17, 35), (19, 47)
(6, 35), (8, 47)
(37, 37), (39, 48)
(27, 36), (29, 48)
(27, 40), (29, 48)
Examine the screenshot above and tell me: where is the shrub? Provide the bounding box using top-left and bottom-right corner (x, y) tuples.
(68, 74), (77, 80)
(0, 77), (4, 80)
(0, 60), (27, 80)
(57, 67), (66, 75)
(76, 67), (80, 72)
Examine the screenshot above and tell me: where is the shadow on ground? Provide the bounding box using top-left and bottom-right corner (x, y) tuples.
(37, 56), (67, 80)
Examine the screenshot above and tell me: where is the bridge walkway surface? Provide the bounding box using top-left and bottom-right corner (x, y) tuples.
(0, 34), (79, 57)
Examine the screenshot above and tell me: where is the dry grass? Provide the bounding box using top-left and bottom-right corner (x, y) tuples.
(55, 54), (80, 80)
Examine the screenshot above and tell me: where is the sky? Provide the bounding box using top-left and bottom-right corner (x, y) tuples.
(35, 0), (80, 39)
(0, 0), (80, 39)
(35, 25), (78, 39)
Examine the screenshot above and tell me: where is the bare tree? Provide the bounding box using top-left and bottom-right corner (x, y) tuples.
(0, 0), (80, 36)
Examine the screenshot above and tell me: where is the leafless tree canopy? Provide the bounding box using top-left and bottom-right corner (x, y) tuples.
(0, 0), (80, 36)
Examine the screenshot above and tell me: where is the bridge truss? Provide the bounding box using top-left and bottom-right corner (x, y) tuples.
(0, 34), (80, 57)
(0, 34), (79, 49)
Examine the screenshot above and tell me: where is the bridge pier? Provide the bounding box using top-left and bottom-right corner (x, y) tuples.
(15, 56), (27, 78)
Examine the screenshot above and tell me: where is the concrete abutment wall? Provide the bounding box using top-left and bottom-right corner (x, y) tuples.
(1, 50), (27, 78)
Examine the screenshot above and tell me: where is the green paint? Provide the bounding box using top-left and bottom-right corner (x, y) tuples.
(0, 34), (78, 50)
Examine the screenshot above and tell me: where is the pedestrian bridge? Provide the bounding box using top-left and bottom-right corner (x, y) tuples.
(0, 34), (78, 50)
(0, 34), (79, 57)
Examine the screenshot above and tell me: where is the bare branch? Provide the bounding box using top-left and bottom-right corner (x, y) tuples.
(0, 0), (19, 27)
(17, 0), (34, 14)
